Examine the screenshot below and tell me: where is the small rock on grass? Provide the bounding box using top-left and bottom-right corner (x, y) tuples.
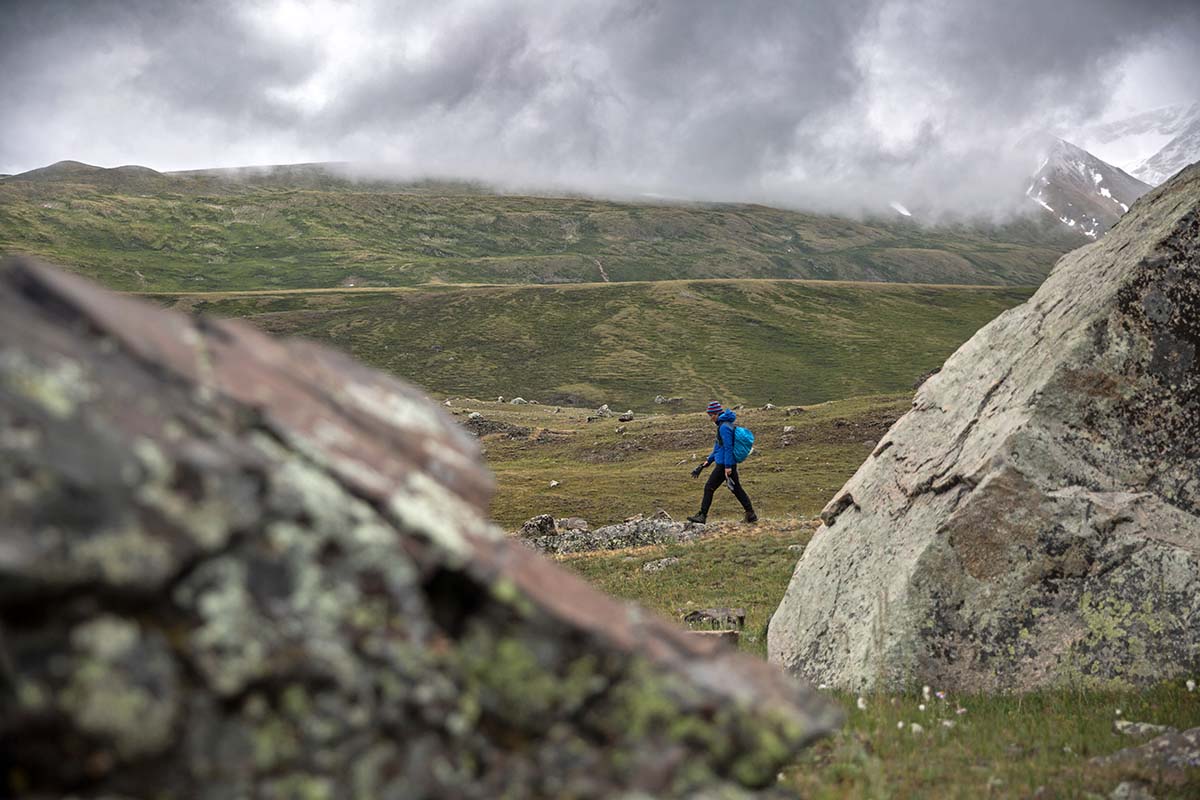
(1114, 720), (1177, 737)
(1110, 781), (1156, 800)
(549, 480), (561, 488)
(643, 557), (680, 572)
(520, 514), (557, 537)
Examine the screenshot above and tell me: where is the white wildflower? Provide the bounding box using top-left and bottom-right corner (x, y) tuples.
(1187, 679), (1196, 692)
(941, 720), (956, 729)
(956, 707), (967, 715)
(910, 722), (924, 734)
(897, 721), (905, 730)
(922, 685), (931, 701)
(918, 703), (926, 712)
(857, 696), (868, 710)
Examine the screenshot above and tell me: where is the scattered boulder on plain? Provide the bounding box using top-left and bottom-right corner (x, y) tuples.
(643, 557), (681, 573)
(681, 608), (747, 630)
(618, 411), (634, 422)
(0, 258), (840, 799)
(527, 516), (708, 555)
(1114, 720), (1177, 737)
(520, 514), (558, 537)
(1093, 727), (1200, 777)
(770, 164), (1200, 692)
(595, 403), (612, 417)
(510, 396), (528, 405)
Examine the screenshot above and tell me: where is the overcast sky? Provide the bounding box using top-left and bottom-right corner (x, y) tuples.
(2, 0), (1198, 217)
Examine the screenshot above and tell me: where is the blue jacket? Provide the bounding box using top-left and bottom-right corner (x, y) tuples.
(708, 409), (738, 467)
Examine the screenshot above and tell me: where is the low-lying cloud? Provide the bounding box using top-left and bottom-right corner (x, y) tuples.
(2, 0), (1198, 218)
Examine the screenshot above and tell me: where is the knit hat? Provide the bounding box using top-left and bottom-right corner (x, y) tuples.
(706, 401), (723, 414)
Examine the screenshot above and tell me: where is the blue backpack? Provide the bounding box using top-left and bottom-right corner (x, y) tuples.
(729, 424), (755, 463)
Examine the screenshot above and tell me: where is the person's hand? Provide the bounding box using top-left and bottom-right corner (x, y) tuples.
(725, 467), (732, 477)
(691, 464), (703, 478)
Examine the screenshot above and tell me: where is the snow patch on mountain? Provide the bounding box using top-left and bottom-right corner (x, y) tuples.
(1022, 136), (1149, 239)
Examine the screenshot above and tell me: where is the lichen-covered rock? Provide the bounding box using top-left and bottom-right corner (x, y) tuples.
(0, 258), (839, 798)
(769, 163), (1200, 692)
(519, 513), (557, 537)
(526, 516), (707, 555)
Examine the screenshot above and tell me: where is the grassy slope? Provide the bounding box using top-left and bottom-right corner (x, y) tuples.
(158, 280), (1032, 411)
(0, 165), (1081, 291)
(477, 396), (1200, 798)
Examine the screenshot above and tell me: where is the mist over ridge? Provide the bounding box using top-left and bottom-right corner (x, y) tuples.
(2, 0), (1198, 221)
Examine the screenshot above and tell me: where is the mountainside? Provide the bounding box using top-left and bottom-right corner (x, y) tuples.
(1025, 137), (1150, 238)
(0, 160), (1080, 291)
(1132, 111), (1200, 186)
(1074, 104), (1198, 171)
(1073, 103), (1200, 186)
(154, 280), (1033, 411)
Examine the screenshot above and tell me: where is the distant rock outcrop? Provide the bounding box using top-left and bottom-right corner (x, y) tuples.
(0, 258), (839, 798)
(527, 515), (707, 555)
(769, 164), (1200, 692)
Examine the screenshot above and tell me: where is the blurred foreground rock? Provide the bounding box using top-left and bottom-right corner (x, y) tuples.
(0, 258), (839, 798)
(770, 164), (1200, 692)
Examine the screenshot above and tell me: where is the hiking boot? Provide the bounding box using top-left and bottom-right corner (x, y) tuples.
(686, 512), (707, 524)
(744, 511), (758, 523)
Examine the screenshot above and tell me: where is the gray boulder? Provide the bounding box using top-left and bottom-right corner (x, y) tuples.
(0, 258), (839, 798)
(769, 164), (1200, 692)
(519, 514), (558, 537)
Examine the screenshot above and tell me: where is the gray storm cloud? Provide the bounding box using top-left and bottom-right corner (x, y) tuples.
(2, 0), (1198, 218)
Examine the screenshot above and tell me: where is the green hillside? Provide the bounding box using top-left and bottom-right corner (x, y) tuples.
(158, 279), (1033, 411)
(0, 161), (1080, 292)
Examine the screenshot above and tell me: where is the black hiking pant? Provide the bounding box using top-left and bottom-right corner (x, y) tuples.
(700, 464), (754, 516)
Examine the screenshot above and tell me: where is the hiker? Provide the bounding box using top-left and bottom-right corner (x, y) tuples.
(688, 401), (757, 523)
